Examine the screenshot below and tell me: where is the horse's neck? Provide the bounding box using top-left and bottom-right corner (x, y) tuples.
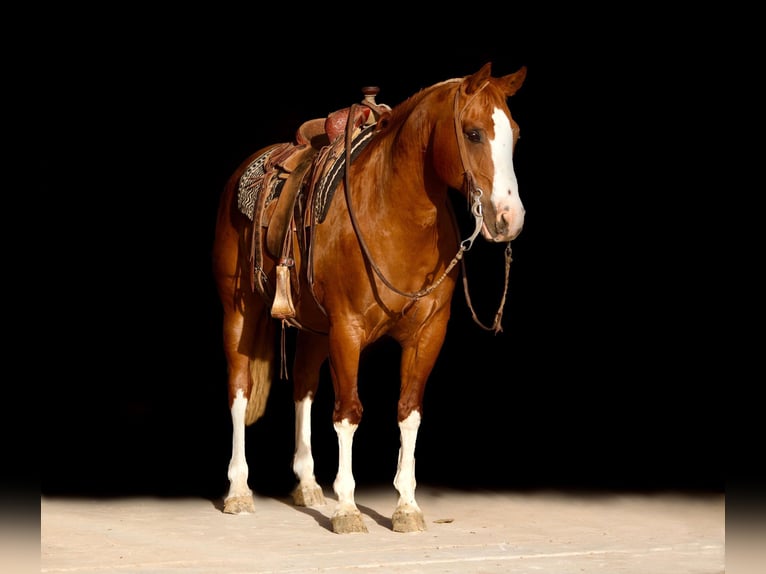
(340, 87), (456, 236)
(354, 151), (443, 236)
(372, 122), (449, 223)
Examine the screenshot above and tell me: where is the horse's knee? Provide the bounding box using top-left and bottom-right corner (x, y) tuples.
(333, 402), (363, 426)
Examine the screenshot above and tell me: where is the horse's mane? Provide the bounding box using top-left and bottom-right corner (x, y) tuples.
(382, 78), (462, 131)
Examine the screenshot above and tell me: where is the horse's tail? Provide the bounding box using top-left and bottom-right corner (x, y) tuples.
(245, 302), (276, 426)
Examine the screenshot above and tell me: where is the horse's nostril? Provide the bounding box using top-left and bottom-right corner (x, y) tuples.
(500, 211), (513, 230)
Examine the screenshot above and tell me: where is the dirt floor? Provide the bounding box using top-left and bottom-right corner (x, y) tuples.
(40, 486), (724, 573)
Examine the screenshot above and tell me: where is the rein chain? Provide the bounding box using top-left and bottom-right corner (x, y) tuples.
(340, 82), (512, 334)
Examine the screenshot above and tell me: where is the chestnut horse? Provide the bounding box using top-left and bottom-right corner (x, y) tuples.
(212, 62), (527, 533)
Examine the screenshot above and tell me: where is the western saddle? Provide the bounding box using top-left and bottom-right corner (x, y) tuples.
(241, 87), (391, 323)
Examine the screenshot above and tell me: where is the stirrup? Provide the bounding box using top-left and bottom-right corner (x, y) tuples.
(271, 263), (296, 319)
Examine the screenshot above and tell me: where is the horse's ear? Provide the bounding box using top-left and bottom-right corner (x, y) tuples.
(465, 62), (493, 94)
(499, 66), (527, 97)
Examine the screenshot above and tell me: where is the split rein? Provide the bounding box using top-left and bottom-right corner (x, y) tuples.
(341, 83), (512, 334)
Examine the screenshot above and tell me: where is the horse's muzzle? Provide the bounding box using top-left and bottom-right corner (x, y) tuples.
(483, 208), (524, 242)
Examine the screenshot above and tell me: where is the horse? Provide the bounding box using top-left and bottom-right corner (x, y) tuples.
(212, 62), (527, 533)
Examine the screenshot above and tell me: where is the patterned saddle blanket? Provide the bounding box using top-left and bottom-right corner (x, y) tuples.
(236, 119), (377, 226)
(237, 145), (285, 223)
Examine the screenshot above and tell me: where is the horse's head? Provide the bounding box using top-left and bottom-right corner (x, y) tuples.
(434, 62), (527, 243)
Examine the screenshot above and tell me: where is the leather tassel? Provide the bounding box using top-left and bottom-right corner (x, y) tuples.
(279, 320), (289, 380)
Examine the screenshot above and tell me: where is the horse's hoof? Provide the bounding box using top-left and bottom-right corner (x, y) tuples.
(223, 495), (255, 514)
(292, 483), (326, 507)
(331, 511), (368, 533)
(392, 507), (426, 532)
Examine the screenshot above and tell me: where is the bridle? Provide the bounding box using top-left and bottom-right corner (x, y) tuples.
(338, 80), (513, 334)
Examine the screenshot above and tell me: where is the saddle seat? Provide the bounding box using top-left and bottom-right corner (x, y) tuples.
(295, 118), (330, 149)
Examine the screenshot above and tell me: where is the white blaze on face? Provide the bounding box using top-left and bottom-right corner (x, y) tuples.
(489, 107), (525, 239)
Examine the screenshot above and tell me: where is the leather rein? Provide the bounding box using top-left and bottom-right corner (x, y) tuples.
(340, 82), (512, 334)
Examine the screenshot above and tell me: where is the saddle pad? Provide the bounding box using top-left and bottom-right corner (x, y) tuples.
(313, 124), (377, 223)
(237, 146), (284, 221)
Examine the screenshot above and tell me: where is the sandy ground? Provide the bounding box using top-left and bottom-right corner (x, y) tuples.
(39, 486), (724, 573)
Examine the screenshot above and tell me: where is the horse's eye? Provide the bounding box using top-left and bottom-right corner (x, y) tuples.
(465, 129), (483, 143)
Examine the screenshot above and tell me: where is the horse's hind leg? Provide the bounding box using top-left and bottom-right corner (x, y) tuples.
(213, 169), (277, 515)
(215, 272), (275, 514)
(224, 346), (256, 514)
(290, 330), (328, 507)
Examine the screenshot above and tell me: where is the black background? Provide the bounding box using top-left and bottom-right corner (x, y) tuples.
(38, 10), (724, 501)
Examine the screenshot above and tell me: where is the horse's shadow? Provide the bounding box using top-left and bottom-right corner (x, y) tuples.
(210, 493), (392, 532)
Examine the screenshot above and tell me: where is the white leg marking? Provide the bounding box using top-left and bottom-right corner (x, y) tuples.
(393, 410), (421, 508)
(490, 107), (524, 238)
(293, 396), (317, 484)
(333, 419), (358, 512)
(227, 390), (251, 499)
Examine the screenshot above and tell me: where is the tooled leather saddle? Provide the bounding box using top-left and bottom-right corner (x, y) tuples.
(236, 88), (391, 321)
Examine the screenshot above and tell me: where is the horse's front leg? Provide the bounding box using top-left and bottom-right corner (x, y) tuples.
(291, 331), (328, 507)
(391, 320), (449, 532)
(327, 331), (367, 533)
(393, 409), (426, 532)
